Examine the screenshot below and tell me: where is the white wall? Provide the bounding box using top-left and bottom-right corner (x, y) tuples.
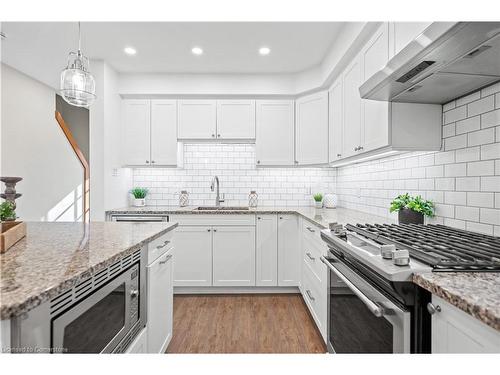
(336, 83), (500, 236)
(132, 143), (336, 207)
(90, 60), (131, 220)
(0, 63), (83, 221)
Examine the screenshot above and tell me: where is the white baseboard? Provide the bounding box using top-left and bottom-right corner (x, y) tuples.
(174, 286), (300, 294)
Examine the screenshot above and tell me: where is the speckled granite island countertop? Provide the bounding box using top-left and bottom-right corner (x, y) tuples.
(413, 272), (500, 332)
(0, 221), (177, 320)
(106, 206), (394, 229)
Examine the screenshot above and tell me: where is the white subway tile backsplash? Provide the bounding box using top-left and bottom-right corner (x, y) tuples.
(456, 116), (480, 134)
(335, 85), (500, 234)
(468, 95), (495, 117)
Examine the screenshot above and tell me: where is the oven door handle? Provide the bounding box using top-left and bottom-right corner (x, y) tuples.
(320, 256), (384, 318)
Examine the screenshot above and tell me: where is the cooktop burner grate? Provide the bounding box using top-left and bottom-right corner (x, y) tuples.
(345, 223), (500, 272)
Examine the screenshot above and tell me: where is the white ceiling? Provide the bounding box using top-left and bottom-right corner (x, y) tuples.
(1, 22), (345, 80)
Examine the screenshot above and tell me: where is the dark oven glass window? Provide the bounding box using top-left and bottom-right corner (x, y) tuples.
(62, 283), (126, 353)
(330, 276), (393, 353)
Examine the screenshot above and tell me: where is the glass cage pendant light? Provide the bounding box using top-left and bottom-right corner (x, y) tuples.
(60, 22), (96, 107)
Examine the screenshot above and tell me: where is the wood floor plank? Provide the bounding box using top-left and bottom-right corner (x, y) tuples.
(166, 294), (326, 354)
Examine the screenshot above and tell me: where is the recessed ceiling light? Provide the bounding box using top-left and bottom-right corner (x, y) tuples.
(191, 46), (203, 55)
(259, 47), (271, 56)
(124, 47), (137, 55)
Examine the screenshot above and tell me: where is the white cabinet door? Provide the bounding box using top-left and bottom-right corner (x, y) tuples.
(177, 100), (217, 139)
(212, 226), (256, 287)
(431, 295), (500, 353)
(255, 100), (295, 166)
(328, 78), (343, 162)
(391, 22), (432, 57)
(122, 100), (151, 166)
(295, 91), (329, 165)
(216, 100), (255, 139)
(151, 99), (178, 165)
(173, 226), (213, 286)
(256, 214), (278, 286)
(277, 214), (300, 286)
(361, 23), (390, 153)
(342, 56), (362, 158)
(147, 250), (173, 353)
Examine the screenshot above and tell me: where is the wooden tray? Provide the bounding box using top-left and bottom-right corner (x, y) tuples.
(0, 221), (26, 253)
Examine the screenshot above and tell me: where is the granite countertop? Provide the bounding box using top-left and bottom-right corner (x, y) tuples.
(106, 205), (394, 229)
(413, 272), (500, 332)
(0, 221), (177, 320)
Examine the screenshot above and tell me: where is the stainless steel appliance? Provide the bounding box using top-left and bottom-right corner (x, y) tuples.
(360, 22), (500, 104)
(10, 248), (146, 353)
(110, 214), (169, 223)
(320, 223), (500, 354)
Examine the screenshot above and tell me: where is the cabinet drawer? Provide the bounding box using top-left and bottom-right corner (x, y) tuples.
(148, 231), (174, 264)
(170, 214), (256, 226)
(301, 260), (326, 338)
(302, 221), (328, 255)
(303, 240), (326, 284)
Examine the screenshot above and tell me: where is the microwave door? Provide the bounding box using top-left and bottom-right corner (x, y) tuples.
(52, 270), (132, 353)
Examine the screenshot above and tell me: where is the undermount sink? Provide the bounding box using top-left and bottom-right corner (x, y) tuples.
(194, 206), (249, 211)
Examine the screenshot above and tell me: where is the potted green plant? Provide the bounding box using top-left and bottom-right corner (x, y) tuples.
(390, 193), (434, 224)
(313, 193), (323, 209)
(130, 187), (149, 207)
(0, 201), (16, 221)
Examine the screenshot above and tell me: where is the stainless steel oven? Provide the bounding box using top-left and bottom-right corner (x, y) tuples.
(321, 253), (411, 353)
(51, 264), (141, 353)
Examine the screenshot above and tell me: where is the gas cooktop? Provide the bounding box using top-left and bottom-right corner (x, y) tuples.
(346, 223), (500, 272)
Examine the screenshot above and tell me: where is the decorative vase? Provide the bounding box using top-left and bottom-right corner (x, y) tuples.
(248, 191), (258, 208)
(314, 201), (323, 209)
(323, 194), (337, 208)
(398, 208), (424, 224)
(133, 198), (146, 207)
(179, 190), (189, 207)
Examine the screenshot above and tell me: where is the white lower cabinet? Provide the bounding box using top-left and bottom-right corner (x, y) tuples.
(213, 226), (256, 286)
(277, 214), (300, 286)
(173, 226), (212, 286)
(256, 214), (278, 286)
(126, 328), (148, 354)
(147, 249), (174, 353)
(431, 295), (500, 353)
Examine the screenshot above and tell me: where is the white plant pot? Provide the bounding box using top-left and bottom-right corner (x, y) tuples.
(314, 201), (323, 209)
(133, 198), (146, 207)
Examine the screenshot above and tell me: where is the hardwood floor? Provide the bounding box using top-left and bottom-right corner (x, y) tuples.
(166, 294), (327, 354)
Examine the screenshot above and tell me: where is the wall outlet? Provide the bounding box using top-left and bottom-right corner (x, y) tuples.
(112, 168), (119, 177)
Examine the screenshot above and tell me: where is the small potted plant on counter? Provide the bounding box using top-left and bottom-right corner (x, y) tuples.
(0, 201), (16, 221)
(390, 193), (434, 224)
(130, 187), (149, 207)
(313, 193), (323, 209)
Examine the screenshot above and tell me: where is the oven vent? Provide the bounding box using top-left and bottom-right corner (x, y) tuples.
(49, 249), (142, 316)
(113, 322), (143, 353)
(396, 61), (435, 83)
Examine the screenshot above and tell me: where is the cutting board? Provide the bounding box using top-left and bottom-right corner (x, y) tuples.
(0, 221), (26, 253)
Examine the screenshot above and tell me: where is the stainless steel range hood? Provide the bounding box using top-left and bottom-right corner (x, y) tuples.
(360, 22), (500, 104)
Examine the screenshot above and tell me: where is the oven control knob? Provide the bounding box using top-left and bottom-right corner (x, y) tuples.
(393, 249), (410, 266)
(427, 303), (441, 315)
(380, 244), (396, 259)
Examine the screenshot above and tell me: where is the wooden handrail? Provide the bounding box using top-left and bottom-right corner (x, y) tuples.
(55, 111), (90, 222)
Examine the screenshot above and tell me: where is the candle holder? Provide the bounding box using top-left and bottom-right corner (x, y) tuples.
(0, 177), (23, 210)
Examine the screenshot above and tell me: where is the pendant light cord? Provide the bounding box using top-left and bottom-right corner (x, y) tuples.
(78, 21), (81, 52)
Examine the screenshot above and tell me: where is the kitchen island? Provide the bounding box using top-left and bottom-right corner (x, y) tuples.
(0, 221), (177, 353)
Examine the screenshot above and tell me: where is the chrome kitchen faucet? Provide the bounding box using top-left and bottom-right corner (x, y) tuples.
(210, 176), (225, 207)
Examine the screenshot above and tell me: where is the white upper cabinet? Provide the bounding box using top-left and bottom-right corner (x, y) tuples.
(390, 22), (432, 57)
(328, 78), (343, 163)
(295, 91), (328, 165)
(178, 100), (217, 139)
(342, 55), (362, 159)
(216, 100), (256, 139)
(255, 100), (295, 166)
(122, 99), (179, 166)
(122, 100), (151, 166)
(361, 23), (390, 153)
(151, 100), (178, 165)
